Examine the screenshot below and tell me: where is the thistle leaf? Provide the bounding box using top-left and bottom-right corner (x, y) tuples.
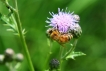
(0, 13), (11, 24)
(22, 28), (27, 35)
(66, 51), (86, 60)
(7, 29), (14, 32)
(0, 13), (18, 34)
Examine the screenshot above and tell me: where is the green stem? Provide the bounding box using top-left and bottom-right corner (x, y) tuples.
(62, 39), (78, 60)
(43, 39), (52, 70)
(14, 0), (35, 71)
(59, 46), (64, 71)
(4, 0), (35, 71)
(58, 39), (78, 71)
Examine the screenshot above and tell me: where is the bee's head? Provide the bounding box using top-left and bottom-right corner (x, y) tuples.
(46, 28), (54, 38)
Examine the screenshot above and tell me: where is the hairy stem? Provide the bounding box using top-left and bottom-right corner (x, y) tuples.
(14, 0), (35, 71)
(59, 46), (64, 71)
(4, 0), (35, 71)
(44, 39), (52, 70)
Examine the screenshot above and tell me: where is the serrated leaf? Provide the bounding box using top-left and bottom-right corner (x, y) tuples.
(14, 33), (19, 36)
(22, 28), (27, 35)
(0, 13), (18, 34)
(0, 13), (15, 29)
(66, 51), (86, 60)
(7, 29), (14, 32)
(0, 13), (11, 24)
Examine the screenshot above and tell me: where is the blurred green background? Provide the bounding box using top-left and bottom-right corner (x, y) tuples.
(0, 0), (106, 71)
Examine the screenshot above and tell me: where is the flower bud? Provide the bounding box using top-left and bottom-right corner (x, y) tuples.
(69, 24), (82, 38)
(73, 14), (80, 22)
(4, 48), (14, 62)
(15, 53), (24, 62)
(49, 59), (59, 70)
(0, 55), (5, 64)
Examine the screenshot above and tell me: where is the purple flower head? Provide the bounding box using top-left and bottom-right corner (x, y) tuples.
(46, 8), (80, 33)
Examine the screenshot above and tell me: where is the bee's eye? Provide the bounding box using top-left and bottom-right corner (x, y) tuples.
(46, 28), (53, 34)
(49, 30), (53, 34)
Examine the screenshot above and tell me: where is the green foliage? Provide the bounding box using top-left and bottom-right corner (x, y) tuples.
(0, 0), (106, 71)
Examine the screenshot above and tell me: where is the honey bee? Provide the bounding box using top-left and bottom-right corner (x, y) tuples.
(46, 28), (73, 44)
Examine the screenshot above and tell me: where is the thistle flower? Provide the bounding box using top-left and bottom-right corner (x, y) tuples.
(46, 8), (80, 34)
